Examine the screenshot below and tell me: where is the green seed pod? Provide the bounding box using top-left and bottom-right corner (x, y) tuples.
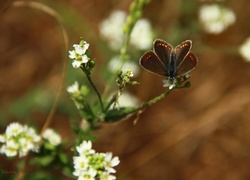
(88, 60), (95, 69)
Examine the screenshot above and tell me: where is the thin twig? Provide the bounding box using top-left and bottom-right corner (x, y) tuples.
(13, 1), (69, 134)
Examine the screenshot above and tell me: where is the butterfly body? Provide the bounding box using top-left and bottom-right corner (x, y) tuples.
(139, 39), (198, 82)
(168, 51), (177, 81)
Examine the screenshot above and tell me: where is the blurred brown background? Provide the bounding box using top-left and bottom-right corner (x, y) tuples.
(1, 0), (250, 179)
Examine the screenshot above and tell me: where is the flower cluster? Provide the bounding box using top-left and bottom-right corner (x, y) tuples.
(73, 141), (120, 180)
(116, 69), (138, 91)
(239, 37), (250, 62)
(69, 40), (90, 68)
(0, 122), (41, 157)
(199, 4), (236, 34)
(99, 10), (153, 50)
(42, 128), (62, 147)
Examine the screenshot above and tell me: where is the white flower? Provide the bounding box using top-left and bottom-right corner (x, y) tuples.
(199, 4), (236, 34)
(1, 145), (17, 157)
(6, 139), (18, 150)
(184, 73), (191, 79)
(72, 55), (89, 68)
(73, 156), (89, 173)
(130, 19), (153, 50)
(67, 81), (80, 94)
(103, 153), (120, 173)
(0, 122), (41, 157)
(100, 172), (116, 180)
(76, 141), (95, 155)
(69, 41), (90, 68)
(163, 79), (177, 89)
(73, 42), (89, 55)
(99, 10), (153, 50)
(239, 37), (250, 62)
(0, 135), (6, 143)
(99, 10), (126, 50)
(75, 168), (97, 180)
(6, 122), (24, 138)
(108, 56), (140, 77)
(126, 70), (134, 77)
(42, 128), (62, 146)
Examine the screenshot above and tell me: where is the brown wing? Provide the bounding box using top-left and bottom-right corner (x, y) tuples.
(139, 51), (167, 77)
(176, 52), (198, 76)
(153, 39), (173, 69)
(175, 40), (192, 67)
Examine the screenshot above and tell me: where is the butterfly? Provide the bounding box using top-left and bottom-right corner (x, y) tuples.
(139, 39), (198, 82)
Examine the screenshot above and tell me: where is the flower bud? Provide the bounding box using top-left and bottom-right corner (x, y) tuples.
(88, 60), (95, 69)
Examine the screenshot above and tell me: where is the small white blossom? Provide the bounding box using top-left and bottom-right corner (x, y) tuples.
(100, 172), (116, 180)
(75, 167), (97, 180)
(1, 145), (17, 157)
(0, 135), (6, 143)
(67, 81), (80, 94)
(103, 153), (120, 173)
(163, 79), (177, 89)
(69, 41), (90, 68)
(126, 70), (134, 77)
(239, 37), (250, 62)
(42, 128), (62, 146)
(130, 19), (153, 50)
(6, 122), (24, 137)
(76, 141), (95, 155)
(199, 4), (236, 34)
(73, 156), (89, 173)
(0, 122), (41, 157)
(184, 73), (191, 79)
(99, 10), (153, 50)
(99, 10), (126, 50)
(73, 42), (89, 55)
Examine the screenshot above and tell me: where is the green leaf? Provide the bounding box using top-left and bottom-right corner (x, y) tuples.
(58, 152), (68, 164)
(32, 156), (55, 166)
(104, 106), (138, 123)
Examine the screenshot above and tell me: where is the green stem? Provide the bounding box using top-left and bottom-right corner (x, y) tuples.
(132, 83), (189, 113)
(105, 94), (117, 112)
(136, 87), (175, 112)
(103, 0), (150, 99)
(81, 67), (104, 113)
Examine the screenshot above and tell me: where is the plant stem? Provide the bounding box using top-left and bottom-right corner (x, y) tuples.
(83, 68), (104, 112)
(105, 94), (117, 112)
(136, 87), (175, 112)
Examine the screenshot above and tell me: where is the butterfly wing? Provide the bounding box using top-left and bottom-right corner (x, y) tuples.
(153, 39), (173, 69)
(139, 51), (167, 77)
(175, 40), (192, 67)
(176, 52), (198, 76)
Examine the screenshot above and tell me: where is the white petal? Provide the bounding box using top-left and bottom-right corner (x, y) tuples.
(81, 55), (89, 63)
(72, 61), (82, 68)
(69, 50), (76, 59)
